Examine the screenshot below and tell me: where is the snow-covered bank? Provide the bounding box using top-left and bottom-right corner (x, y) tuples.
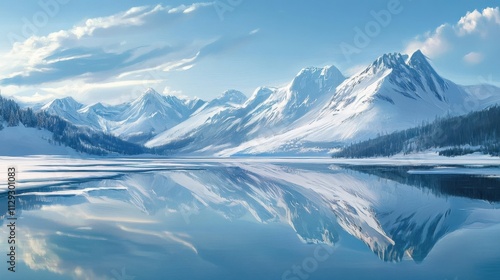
(0, 125), (80, 156)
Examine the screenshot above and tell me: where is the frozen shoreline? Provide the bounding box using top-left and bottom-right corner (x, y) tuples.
(0, 153), (499, 194)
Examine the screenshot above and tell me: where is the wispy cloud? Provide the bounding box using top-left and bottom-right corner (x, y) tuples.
(168, 2), (214, 14)
(0, 3), (215, 87)
(0, 2), (261, 103)
(463, 51), (484, 64)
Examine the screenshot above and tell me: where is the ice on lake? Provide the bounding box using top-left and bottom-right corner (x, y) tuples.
(1, 157), (499, 279)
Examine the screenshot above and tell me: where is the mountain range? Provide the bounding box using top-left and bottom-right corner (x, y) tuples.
(10, 50), (500, 156)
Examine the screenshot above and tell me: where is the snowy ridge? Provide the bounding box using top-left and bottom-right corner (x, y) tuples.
(211, 51), (497, 156)
(32, 50), (500, 156)
(38, 88), (206, 144)
(41, 97), (85, 124)
(145, 65), (346, 153)
(146, 90), (247, 148)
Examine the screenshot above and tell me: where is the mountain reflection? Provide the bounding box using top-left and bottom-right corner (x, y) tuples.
(1, 161), (499, 279)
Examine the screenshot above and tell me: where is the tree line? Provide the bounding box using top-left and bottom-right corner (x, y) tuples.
(332, 105), (500, 158)
(0, 95), (146, 155)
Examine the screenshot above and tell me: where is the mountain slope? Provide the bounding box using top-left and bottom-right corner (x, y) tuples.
(146, 65), (346, 153)
(41, 96), (84, 124)
(332, 105), (500, 158)
(39, 88), (206, 144)
(146, 90), (247, 149)
(113, 88), (197, 142)
(0, 95), (146, 155)
(213, 51), (498, 156)
(0, 125), (81, 156)
(29, 50), (500, 157)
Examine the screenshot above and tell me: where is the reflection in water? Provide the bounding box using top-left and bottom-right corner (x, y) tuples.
(1, 160), (499, 279)
(344, 165), (500, 202)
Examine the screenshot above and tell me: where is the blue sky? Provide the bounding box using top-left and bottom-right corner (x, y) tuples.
(0, 0), (498, 104)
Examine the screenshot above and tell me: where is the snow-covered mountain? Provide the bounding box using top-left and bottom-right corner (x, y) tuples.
(112, 89), (202, 142)
(146, 90), (247, 149)
(33, 50), (500, 156)
(145, 50), (499, 155)
(41, 96), (85, 124)
(221, 51), (470, 155)
(38, 88), (206, 143)
(145, 65), (346, 153)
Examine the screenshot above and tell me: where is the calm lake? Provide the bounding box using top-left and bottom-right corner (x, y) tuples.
(1, 158), (499, 280)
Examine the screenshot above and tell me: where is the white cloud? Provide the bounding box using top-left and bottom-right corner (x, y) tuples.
(404, 7), (500, 59)
(404, 24), (451, 58)
(0, 2), (257, 104)
(2, 5), (166, 78)
(1, 3), (215, 81)
(168, 2), (214, 14)
(249, 28), (260, 35)
(13, 92), (56, 104)
(463, 52), (484, 64)
(457, 7), (500, 36)
(163, 86), (187, 99)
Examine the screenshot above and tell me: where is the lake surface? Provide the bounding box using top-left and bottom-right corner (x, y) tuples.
(1, 157), (500, 280)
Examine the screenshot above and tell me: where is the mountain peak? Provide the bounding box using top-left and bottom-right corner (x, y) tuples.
(290, 65), (345, 92)
(134, 88), (169, 106)
(220, 90), (247, 104)
(80, 102), (107, 113)
(407, 49), (432, 68)
(408, 49), (425, 61)
(207, 90), (247, 108)
(141, 88), (163, 98)
(348, 50), (449, 104)
(144, 87), (158, 94)
(369, 52), (408, 71)
(54, 96), (80, 105)
(60, 96), (78, 102)
(42, 96), (83, 111)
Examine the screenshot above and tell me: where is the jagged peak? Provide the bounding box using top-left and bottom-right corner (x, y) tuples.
(407, 49), (435, 71)
(59, 96), (79, 102)
(365, 50), (431, 71)
(92, 102), (105, 108)
(219, 90), (247, 103)
(291, 65), (345, 92)
(295, 66), (321, 76)
(206, 90), (247, 108)
(144, 87), (158, 95)
(52, 96), (80, 104)
(408, 49), (426, 63)
(135, 88), (185, 106)
(140, 87), (163, 99)
(362, 50), (442, 80)
(42, 96), (83, 110)
(294, 65), (343, 79)
(253, 86), (275, 97)
(244, 86), (275, 106)
(78, 102), (106, 113)
(369, 52), (408, 70)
